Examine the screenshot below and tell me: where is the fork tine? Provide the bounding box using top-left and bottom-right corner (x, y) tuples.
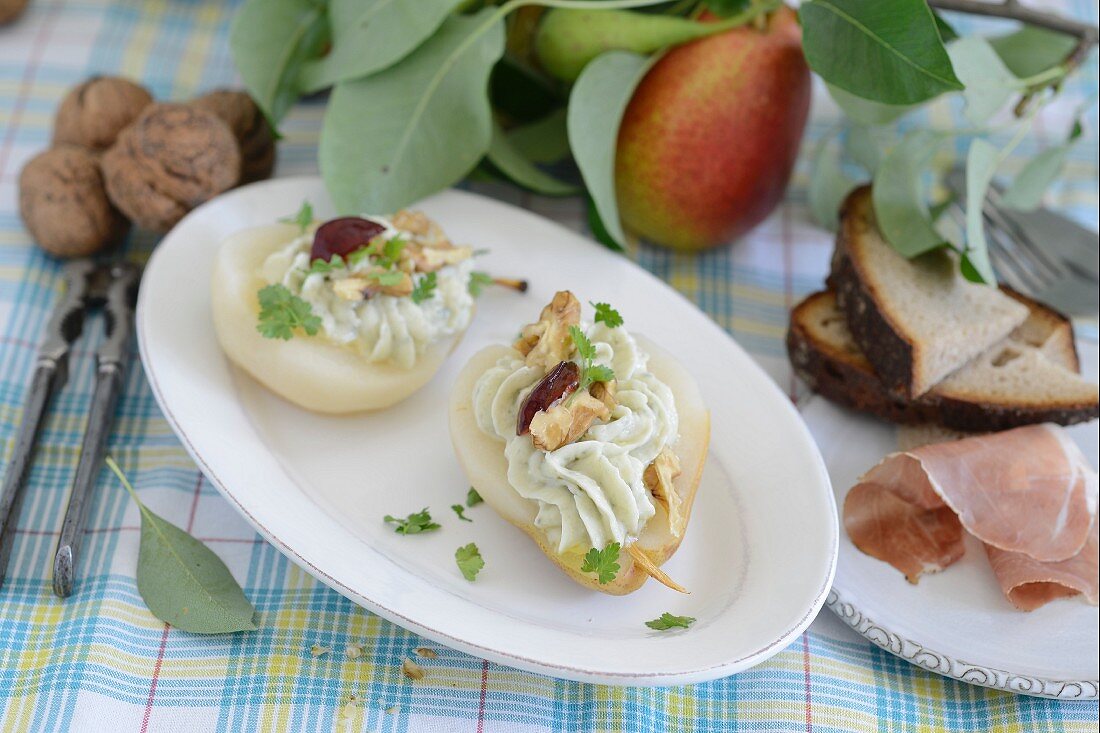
(981, 199), (1067, 284)
(984, 222), (1050, 293)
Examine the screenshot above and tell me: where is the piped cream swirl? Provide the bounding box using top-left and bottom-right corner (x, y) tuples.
(472, 323), (678, 552)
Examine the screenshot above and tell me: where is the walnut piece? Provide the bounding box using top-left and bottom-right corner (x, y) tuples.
(530, 391), (610, 451)
(333, 271), (414, 299)
(412, 244), (473, 272)
(589, 380), (617, 411)
(53, 76), (153, 150)
(190, 89), (275, 184)
(392, 209), (450, 247)
(101, 103), (240, 231)
(644, 448), (684, 537)
(514, 290), (580, 371)
(18, 146), (128, 258)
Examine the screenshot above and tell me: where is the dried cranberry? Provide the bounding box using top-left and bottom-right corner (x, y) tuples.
(310, 216), (385, 262)
(517, 361), (580, 435)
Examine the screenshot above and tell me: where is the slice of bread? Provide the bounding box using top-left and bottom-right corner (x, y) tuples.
(829, 186), (1030, 398)
(787, 289), (1099, 431)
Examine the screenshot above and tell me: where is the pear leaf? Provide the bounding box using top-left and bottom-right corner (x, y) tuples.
(486, 121), (580, 196)
(298, 0), (463, 92)
(507, 109), (571, 165)
(320, 11), (505, 214)
(230, 0), (329, 126)
(107, 458), (257, 634)
(568, 51), (651, 248)
(1001, 118), (1084, 211)
(948, 37), (1024, 125)
(809, 135), (856, 231)
(872, 130), (950, 258)
(960, 138), (999, 284)
(826, 84), (914, 126)
(989, 26), (1077, 78)
(801, 0), (963, 105)
(844, 124), (885, 175)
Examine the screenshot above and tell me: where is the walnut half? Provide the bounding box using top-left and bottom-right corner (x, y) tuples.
(333, 270), (413, 299)
(514, 290), (580, 371)
(530, 391), (610, 451)
(644, 448), (684, 537)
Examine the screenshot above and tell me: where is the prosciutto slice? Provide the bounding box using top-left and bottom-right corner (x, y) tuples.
(844, 424), (1099, 609)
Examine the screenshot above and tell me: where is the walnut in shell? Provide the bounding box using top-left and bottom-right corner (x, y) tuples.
(191, 89), (275, 183)
(52, 76), (153, 150)
(101, 103), (241, 231)
(18, 146), (128, 258)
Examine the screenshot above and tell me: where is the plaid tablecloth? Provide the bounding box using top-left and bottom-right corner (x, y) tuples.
(1, 1), (1098, 730)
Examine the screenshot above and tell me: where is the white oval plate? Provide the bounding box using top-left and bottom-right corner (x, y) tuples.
(137, 176), (837, 686)
(804, 343), (1099, 700)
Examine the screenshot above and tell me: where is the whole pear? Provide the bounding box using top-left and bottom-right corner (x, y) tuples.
(615, 6), (810, 250)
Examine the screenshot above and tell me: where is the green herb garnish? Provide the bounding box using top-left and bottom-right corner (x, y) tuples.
(280, 200), (313, 234)
(346, 246), (372, 268)
(569, 326), (615, 393)
(580, 542), (620, 584)
(307, 254), (346, 276)
(383, 508), (440, 535)
(591, 302), (623, 328)
(256, 284), (321, 340)
(451, 504), (472, 522)
(410, 272), (437, 304)
(467, 271), (493, 297)
(367, 270), (406, 287)
(644, 612), (696, 631)
(455, 543), (484, 581)
(377, 237), (406, 269)
(466, 488), (483, 507)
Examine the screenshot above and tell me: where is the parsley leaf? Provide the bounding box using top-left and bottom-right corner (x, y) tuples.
(308, 254), (345, 276)
(451, 504), (472, 522)
(466, 488), (483, 507)
(377, 237), (406, 269)
(280, 200), (313, 234)
(383, 508), (440, 535)
(468, 271), (493, 297)
(644, 612), (696, 631)
(455, 543), (484, 581)
(580, 542), (620, 584)
(591, 302), (623, 328)
(256, 284), (321, 340)
(410, 272), (437, 304)
(569, 325), (614, 394)
(346, 246), (372, 268)
(367, 270), (406, 287)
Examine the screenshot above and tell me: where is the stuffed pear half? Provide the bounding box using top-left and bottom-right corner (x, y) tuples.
(212, 208), (478, 413)
(449, 291), (710, 594)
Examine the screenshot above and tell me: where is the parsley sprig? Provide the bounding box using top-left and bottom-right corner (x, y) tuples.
(455, 543), (484, 581)
(466, 488), (483, 507)
(410, 272), (437, 304)
(367, 270), (406, 287)
(280, 200), (313, 234)
(308, 254), (346, 276)
(569, 326), (615, 393)
(467, 271), (493, 297)
(383, 508), (440, 535)
(591, 302), (623, 328)
(580, 542), (620, 584)
(256, 284), (321, 340)
(451, 504), (472, 522)
(645, 612), (696, 631)
(376, 237), (406, 269)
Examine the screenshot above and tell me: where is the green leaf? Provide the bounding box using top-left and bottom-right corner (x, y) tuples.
(280, 200), (314, 234)
(368, 270), (406, 287)
(507, 109), (572, 165)
(704, 0), (750, 17)
(536, 9), (722, 82)
(644, 612), (696, 630)
(800, 0), (963, 105)
(1001, 118), (1084, 211)
(961, 138), (999, 284)
(568, 51), (650, 249)
(872, 130), (949, 258)
(411, 271), (438, 304)
(569, 325), (596, 361)
(451, 504), (473, 522)
(489, 56), (564, 124)
(299, 0), (464, 92)
(989, 26), (1076, 79)
(384, 508), (441, 535)
(486, 121), (580, 196)
(591, 302), (623, 328)
(307, 254), (346, 276)
(580, 542), (620, 584)
(468, 271), (493, 297)
(826, 84), (914, 126)
(585, 194), (623, 252)
(257, 284), (321, 340)
(466, 488), (484, 507)
(931, 11), (958, 42)
(230, 0), (329, 125)
(320, 11), (505, 214)
(809, 136), (855, 231)
(844, 125), (884, 174)
(107, 458), (257, 634)
(947, 37), (1023, 125)
(455, 543), (484, 581)
(588, 364), (615, 383)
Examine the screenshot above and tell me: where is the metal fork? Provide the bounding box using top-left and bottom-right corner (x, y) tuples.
(946, 169), (1099, 318)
